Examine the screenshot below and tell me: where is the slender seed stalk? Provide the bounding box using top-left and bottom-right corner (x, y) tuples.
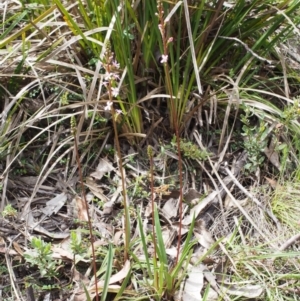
(147, 145), (158, 289)
(104, 52), (130, 262)
(71, 117), (99, 301)
(157, 0), (183, 266)
(110, 103), (130, 262)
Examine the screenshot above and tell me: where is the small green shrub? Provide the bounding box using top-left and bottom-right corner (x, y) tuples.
(2, 204), (17, 218)
(171, 138), (211, 160)
(241, 106), (268, 172)
(24, 237), (61, 278)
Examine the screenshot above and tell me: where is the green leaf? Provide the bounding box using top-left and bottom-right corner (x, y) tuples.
(101, 244), (114, 301)
(137, 210), (152, 278)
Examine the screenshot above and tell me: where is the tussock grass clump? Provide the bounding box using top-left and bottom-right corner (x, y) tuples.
(272, 181), (300, 230)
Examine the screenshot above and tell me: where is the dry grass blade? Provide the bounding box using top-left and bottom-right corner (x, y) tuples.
(5, 253), (23, 301)
(183, 0), (202, 95)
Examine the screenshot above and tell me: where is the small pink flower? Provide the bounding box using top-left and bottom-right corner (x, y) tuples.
(160, 54), (168, 64)
(104, 72), (119, 81)
(113, 73), (120, 80)
(158, 24), (164, 37)
(104, 101), (113, 111)
(167, 37), (173, 44)
(112, 61), (120, 69)
(114, 109), (123, 121)
(104, 72), (113, 81)
(111, 87), (119, 97)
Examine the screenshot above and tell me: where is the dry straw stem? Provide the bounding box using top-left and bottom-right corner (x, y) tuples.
(5, 253), (22, 301)
(224, 167), (281, 229)
(279, 233), (300, 251)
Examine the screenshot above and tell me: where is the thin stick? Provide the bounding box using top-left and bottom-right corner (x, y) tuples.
(148, 146), (158, 288)
(72, 120), (99, 301)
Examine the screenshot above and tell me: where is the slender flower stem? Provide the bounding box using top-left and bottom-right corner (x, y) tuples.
(71, 119), (99, 301)
(110, 103), (130, 262)
(148, 146), (158, 289)
(104, 52), (130, 262)
(157, 0), (183, 266)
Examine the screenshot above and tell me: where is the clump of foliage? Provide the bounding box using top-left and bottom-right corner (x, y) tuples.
(241, 105), (269, 173)
(24, 237), (61, 279)
(2, 204), (17, 218)
(177, 138), (211, 160)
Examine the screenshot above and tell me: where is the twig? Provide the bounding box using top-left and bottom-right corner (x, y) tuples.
(5, 252), (24, 301)
(224, 166), (281, 229)
(279, 233), (300, 251)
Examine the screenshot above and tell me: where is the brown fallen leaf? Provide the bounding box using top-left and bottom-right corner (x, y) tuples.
(13, 241), (24, 256)
(264, 176), (278, 189)
(74, 195), (89, 222)
(0, 247), (18, 255)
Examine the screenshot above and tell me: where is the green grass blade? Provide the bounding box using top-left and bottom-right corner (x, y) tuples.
(108, 0), (143, 136)
(101, 244), (114, 301)
(153, 204), (171, 295)
(0, 11), (28, 40)
(82, 282), (93, 301)
(154, 205), (167, 265)
(0, 5), (56, 48)
(53, 0), (98, 55)
(171, 215), (196, 279)
(137, 210), (153, 279)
